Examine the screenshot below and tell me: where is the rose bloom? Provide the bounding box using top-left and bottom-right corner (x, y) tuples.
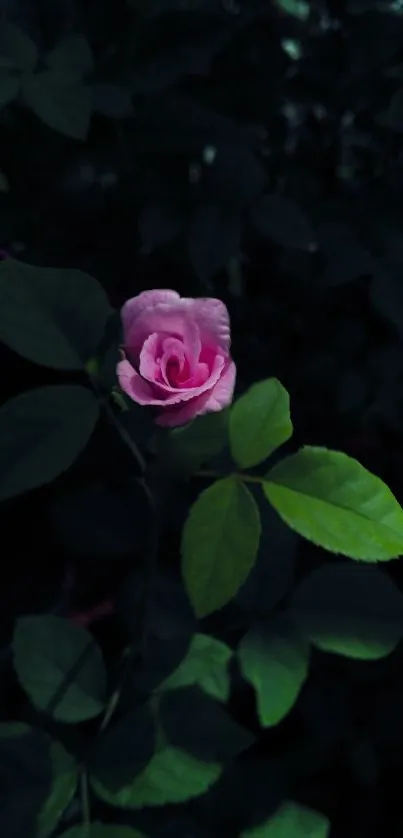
(117, 289), (236, 427)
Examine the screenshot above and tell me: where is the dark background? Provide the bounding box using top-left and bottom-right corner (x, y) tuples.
(2, 1), (403, 835)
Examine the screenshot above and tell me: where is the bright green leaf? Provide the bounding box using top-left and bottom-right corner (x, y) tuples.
(0, 259), (111, 369)
(230, 379), (292, 468)
(22, 71), (91, 140)
(37, 742), (78, 838)
(238, 619), (309, 726)
(46, 35), (93, 79)
(91, 746), (221, 808)
(241, 801), (330, 838)
(0, 22), (38, 71)
(60, 823), (146, 838)
(13, 615), (107, 722)
(0, 385), (99, 501)
(263, 446), (403, 560)
(158, 633), (233, 701)
(0, 71), (20, 107)
(182, 477), (261, 617)
(289, 562), (403, 659)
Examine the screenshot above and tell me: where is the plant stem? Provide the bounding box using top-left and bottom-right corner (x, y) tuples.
(197, 469), (264, 484)
(80, 770), (91, 837)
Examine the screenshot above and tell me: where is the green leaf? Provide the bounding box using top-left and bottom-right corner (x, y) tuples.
(158, 633), (233, 702)
(0, 723), (30, 738)
(91, 745), (221, 808)
(60, 825), (146, 838)
(230, 379), (292, 469)
(160, 686), (254, 762)
(22, 71), (91, 140)
(89, 704), (156, 791)
(0, 724), (53, 838)
(263, 446), (403, 560)
(241, 801), (330, 838)
(289, 563), (403, 660)
(13, 615), (107, 722)
(250, 193), (316, 251)
(0, 259), (111, 369)
(0, 22), (38, 71)
(46, 35), (93, 79)
(37, 742), (78, 838)
(157, 408), (229, 476)
(275, 0), (310, 20)
(92, 83), (134, 118)
(182, 477), (261, 617)
(238, 618), (309, 726)
(0, 71), (20, 107)
(0, 385), (99, 501)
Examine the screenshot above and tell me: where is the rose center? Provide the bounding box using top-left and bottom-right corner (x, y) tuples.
(165, 356), (181, 385)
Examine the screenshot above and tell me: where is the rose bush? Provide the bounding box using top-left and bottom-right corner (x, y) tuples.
(117, 289), (236, 426)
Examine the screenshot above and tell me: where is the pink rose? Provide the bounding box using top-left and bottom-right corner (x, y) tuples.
(117, 289), (236, 427)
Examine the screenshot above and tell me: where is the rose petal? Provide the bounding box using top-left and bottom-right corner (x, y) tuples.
(160, 337), (187, 385)
(155, 390), (213, 427)
(118, 354), (225, 407)
(203, 359), (236, 411)
(186, 297), (231, 352)
(155, 359), (236, 427)
(126, 302), (201, 371)
(139, 333), (163, 383)
(122, 289), (180, 336)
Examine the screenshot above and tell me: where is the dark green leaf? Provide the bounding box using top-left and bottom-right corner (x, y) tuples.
(22, 71), (91, 140)
(159, 687), (253, 761)
(263, 446), (403, 560)
(13, 615), (107, 722)
(250, 193), (316, 251)
(241, 801), (330, 838)
(370, 269), (403, 337)
(139, 200), (185, 252)
(92, 83), (134, 117)
(289, 563), (403, 659)
(0, 259), (111, 369)
(60, 825), (146, 838)
(37, 742), (78, 838)
(0, 71), (20, 107)
(46, 35), (93, 79)
(237, 499), (297, 617)
(239, 618), (309, 726)
(377, 86), (403, 132)
(91, 729), (221, 808)
(0, 725), (52, 838)
(158, 633), (233, 702)
(0, 385), (99, 501)
(118, 569), (196, 701)
(230, 379), (292, 468)
(0, 22), (38, 71)
(188, 205), (242, 281)
(89, 703), (156, 791)
(182, 477), (261, 617)
(157, 408), (229, 476)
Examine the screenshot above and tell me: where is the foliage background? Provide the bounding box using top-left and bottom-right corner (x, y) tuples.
(2, 0), (403, 836)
